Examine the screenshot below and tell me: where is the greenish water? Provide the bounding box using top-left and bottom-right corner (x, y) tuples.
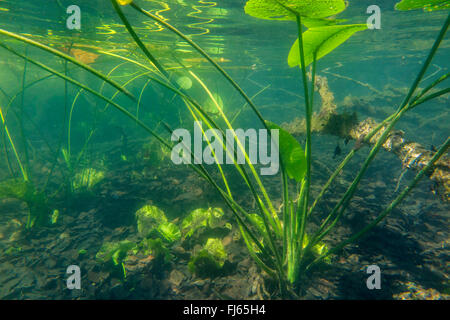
(0, 0), (448, 300)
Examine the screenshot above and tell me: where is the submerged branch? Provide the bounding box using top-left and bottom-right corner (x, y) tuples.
(283, 75), (449, 201)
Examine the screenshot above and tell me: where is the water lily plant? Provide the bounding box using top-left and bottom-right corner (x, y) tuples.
(0, 0), (448, 297)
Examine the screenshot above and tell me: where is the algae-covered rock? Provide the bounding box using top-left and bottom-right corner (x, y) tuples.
(157, 221), (181, 243)
(188, 238), (228, 277)
(135, 205), (181, 244)
(181, 207), (224, 238)
(135, 205), (168, 238)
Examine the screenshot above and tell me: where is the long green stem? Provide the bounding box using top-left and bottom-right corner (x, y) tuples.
(115, 2), (283, 237)
(315, 109), (407, 244)
(307, 137), (450, 270)
(180, 101), (284, 274)
(0, 28), (135, 100)
(161, 121), (276, 271)
(190, 71), (281, 232)
(19, 45), (30, 181)
(107, 6), (289, 284)
(0, 42), (171, 151)
(110, 0), (168, 78)
(287, 14), (313, 284)
(183, 100), (232, 197)
(129, 1), (270, 131)
(409, 72), (449, 105)
(97, 51), (272, 226)
(396, 13), (449, 113)
(0, 109), (15, 177)
(0, 105), (28, 181)
(99, 50), (279, 275)
(307, 13), (449, 250)
(137, 79), (151, 122)
(408, 87), (450, 110)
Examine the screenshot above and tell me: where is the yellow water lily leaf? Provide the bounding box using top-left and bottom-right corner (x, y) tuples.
(117, 0), (133, 5)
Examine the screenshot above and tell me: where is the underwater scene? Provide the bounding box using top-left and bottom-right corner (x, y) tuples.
(0, 0), (448, 300)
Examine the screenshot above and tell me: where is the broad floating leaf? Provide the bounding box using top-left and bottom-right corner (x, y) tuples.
(288, 24), (367, 68)
(395, 0), (450, 11)
(244, 0), (347, 21)
(266, 121), (306, 182)
(117, 0), (133, 5)
(302, 17), (347, 28)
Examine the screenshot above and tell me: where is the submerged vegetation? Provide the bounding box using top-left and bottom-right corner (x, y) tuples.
(0, 0), (448, 299)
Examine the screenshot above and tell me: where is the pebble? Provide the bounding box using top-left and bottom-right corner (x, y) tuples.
(366, 194), (376, 200)
(374, 180), (387, 188)
(46, 258), (57, 269)
(169, 269), (184, 287)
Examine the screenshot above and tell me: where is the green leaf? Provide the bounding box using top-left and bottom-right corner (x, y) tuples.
(302, 17), (347, 28)
(157, 222), (181, 243)
(188, 238), (228, 277)
(288, 24), (367, 68)
(266, 121), (306, 182)
(395, 0), (450, 11)
(181, 208), (209, 238)
(244, 0), (347, 21)
(247, 213), (266, 233)
(203, 238), (228, 267)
